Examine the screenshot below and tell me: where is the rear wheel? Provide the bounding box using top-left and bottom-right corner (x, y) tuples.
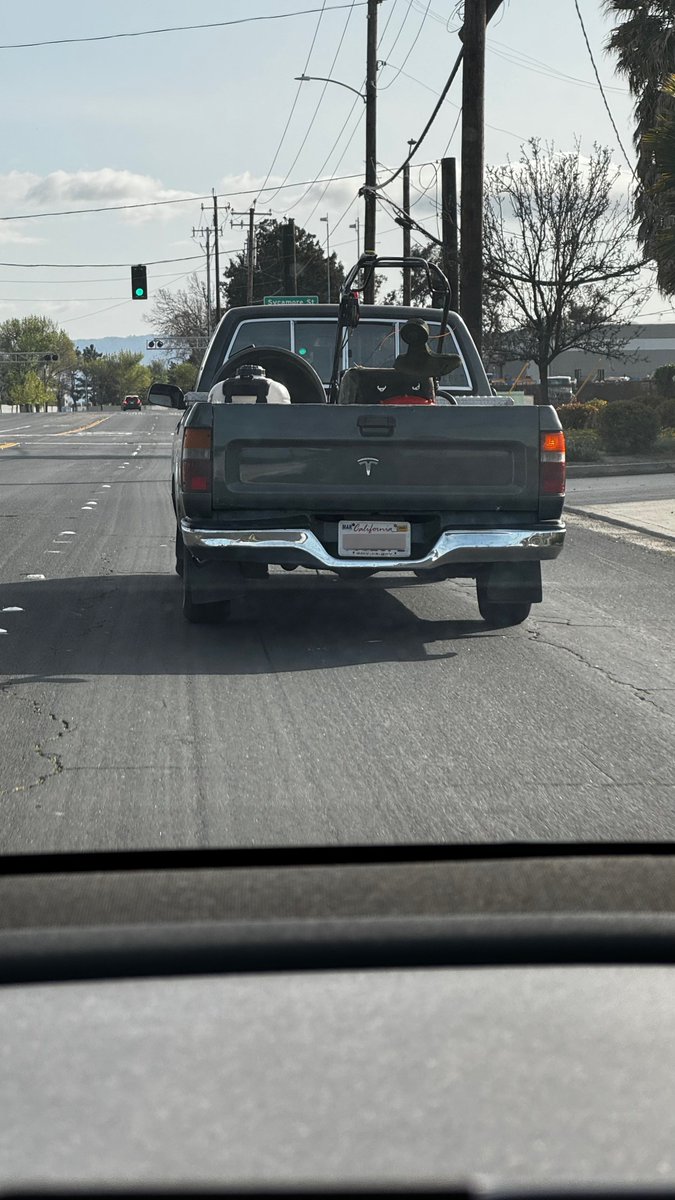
(476, 563), (540, 627)
(477, 590), (532, 627)
(181, 547), (231, 624)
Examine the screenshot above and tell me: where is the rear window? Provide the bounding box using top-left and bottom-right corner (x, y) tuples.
(293, 321), (336, 383)
(347, 322), (397, 369)
(228, 319), (292, 357)
(427, 324), (472, 390)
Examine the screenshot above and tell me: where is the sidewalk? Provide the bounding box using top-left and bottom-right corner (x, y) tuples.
(567, 457), (675, 478)
(567, 497), (675, 542)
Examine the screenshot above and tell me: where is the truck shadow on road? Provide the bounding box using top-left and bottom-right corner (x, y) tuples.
(0, 572), (498, 682)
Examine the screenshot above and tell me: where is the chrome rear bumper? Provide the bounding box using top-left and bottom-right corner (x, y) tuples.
(181, 522), (565, 571)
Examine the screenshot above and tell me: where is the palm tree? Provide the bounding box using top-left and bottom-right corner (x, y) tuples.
(645, 74), (675, 293)
(604, 2), (675, 257)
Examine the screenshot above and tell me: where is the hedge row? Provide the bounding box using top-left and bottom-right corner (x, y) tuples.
(558, 396), (675, 458)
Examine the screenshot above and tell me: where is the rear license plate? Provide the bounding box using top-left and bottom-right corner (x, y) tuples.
(338, 520), (411, 558)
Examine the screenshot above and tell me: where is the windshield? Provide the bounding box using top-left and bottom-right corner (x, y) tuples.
(0, 1), (673, 862)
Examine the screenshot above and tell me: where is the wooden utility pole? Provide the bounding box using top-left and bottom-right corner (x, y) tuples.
(441, 157), (459, 311)
(460, 0), (486, 353)
(363, 0), (379, 303)
(402, 139), (415, 305)
(247, 205), (256, 305)
(213, 192), (222, 323)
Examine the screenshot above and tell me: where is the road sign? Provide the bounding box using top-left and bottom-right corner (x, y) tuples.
(263, 295), (319, 305)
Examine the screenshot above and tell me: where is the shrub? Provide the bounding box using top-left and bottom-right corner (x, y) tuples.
(652, 364), (675, 399)
(657, 396), (675, 428)
(656, 427), (675, 455)
(557, 399), (607, 430)
(565, 430), (603, 462)
(597, 399), (659, 454)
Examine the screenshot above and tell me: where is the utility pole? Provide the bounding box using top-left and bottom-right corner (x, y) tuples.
(402, 138), (415, 305)
(320, 215), (331, 302)
(213, 191), (222, 323)
(441, 157), (459, 311)
(363, 0), (379, 303)
(231, 205), (272, 304)
(460, 0), (487, 353)
(247, 205), (256, 304)
(193, 214), (212, 336)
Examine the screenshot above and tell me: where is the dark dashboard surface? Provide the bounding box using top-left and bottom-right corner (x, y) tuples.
(1, 845), (674, 1193)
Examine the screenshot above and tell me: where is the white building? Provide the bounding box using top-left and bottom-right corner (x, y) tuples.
(501, 323), (675, 382)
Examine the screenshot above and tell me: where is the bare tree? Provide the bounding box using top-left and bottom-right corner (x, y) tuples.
(483, 139), (648, 402)
(145, 274), (212, 364)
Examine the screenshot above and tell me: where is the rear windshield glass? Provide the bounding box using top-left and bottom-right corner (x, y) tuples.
(347, 322), (397, 369)
(229, 319), (292, 358)
(427, 323), (472, 390)
(293, 321), (337, 383)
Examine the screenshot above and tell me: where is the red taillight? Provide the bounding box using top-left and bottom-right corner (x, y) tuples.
(182, 427), (212, 493)
(540, 429), (566, 495)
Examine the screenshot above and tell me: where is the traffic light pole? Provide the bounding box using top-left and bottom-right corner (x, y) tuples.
(363, 0), (379, 303)
(402, 153), (412, 305)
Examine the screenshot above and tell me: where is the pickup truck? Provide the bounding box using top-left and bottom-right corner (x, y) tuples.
(148, 257), (565, 626)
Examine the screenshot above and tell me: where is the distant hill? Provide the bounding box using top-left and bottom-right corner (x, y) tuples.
(75, 335), (159, 363)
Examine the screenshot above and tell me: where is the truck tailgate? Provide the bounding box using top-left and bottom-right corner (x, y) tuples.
(210, 404), (543, 514)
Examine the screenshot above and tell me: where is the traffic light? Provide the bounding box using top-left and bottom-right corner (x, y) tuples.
(131, 264), (148, 300)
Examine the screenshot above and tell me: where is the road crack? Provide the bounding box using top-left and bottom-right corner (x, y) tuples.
(527, 630), (673, 718)
(0, 684), (74, 798)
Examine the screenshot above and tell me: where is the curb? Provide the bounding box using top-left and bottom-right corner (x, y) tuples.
(566, 505), (675, 545)
(567, 460), (675, 478)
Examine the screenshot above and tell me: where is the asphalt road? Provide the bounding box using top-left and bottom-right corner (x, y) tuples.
(1, 409), (673, 853)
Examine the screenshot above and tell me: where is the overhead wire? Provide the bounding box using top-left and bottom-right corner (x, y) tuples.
(260, 0), (358, 207)
(253, 1), (329, 205)
(571, 0), (637, 180)
(379, 0), (431, 91)
(0, 4), (367, 51)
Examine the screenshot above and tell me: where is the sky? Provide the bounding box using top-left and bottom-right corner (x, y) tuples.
(0, 0), (673, 339)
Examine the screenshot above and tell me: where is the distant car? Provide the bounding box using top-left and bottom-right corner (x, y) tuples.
(122, 394), (142, 411)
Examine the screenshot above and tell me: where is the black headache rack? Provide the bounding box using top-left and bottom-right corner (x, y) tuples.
(327, 253), (453, 404)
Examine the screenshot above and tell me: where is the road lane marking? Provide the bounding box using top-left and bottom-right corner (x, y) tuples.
(1, 607), (23, 613)
(0, 441), (19, 450)
(24, 574), (45, 580)
(60, 530), (76, 535)
(55, 415), (111, 437)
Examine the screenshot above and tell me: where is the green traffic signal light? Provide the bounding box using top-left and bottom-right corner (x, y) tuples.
(131, 264), (148, 300)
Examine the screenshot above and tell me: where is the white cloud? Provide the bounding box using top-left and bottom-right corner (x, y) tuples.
(0, 169), (198, 225)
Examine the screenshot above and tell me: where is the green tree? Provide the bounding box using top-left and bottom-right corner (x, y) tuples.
(653, 362), (675, 396)
(168, 360), (197, 392)
(221, 219), (344, 307)
(644, 74), (675, 293)
(87, 352), (152, 406)
(10, 370), (55, 410)
(604, 0), (675, 264)
(73, 343), (103, 405)
(0, 315), (77, 409)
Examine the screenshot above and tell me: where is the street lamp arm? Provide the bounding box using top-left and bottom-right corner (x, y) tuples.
(295, 74), (366, 102)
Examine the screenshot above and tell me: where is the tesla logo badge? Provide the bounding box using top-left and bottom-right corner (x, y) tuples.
(357, 457), (379, 477)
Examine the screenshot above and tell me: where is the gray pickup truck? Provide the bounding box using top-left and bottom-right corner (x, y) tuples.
(148, 256), (565, 626)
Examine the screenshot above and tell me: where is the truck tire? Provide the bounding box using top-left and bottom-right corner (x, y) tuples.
(477, 590), (532, 627)
(476, 563), (539, 627)
(181, 547), (231, 624)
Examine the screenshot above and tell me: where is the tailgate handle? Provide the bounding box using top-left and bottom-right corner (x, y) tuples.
(357, 415), (396, 437)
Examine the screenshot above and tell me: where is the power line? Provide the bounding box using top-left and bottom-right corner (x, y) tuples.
(379, 0), (431, 91)
(0, 4), (367, 51)
(376, 47), (464, 189)
(280, 92), (365, 218)
(253, 1), (329, 205)
(488, 38), (628, 96)
(261, 0), (358, 206)
(1, 170), (377, 224)
(0, 254), (205, 269)
(571, 0), (637, 181)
